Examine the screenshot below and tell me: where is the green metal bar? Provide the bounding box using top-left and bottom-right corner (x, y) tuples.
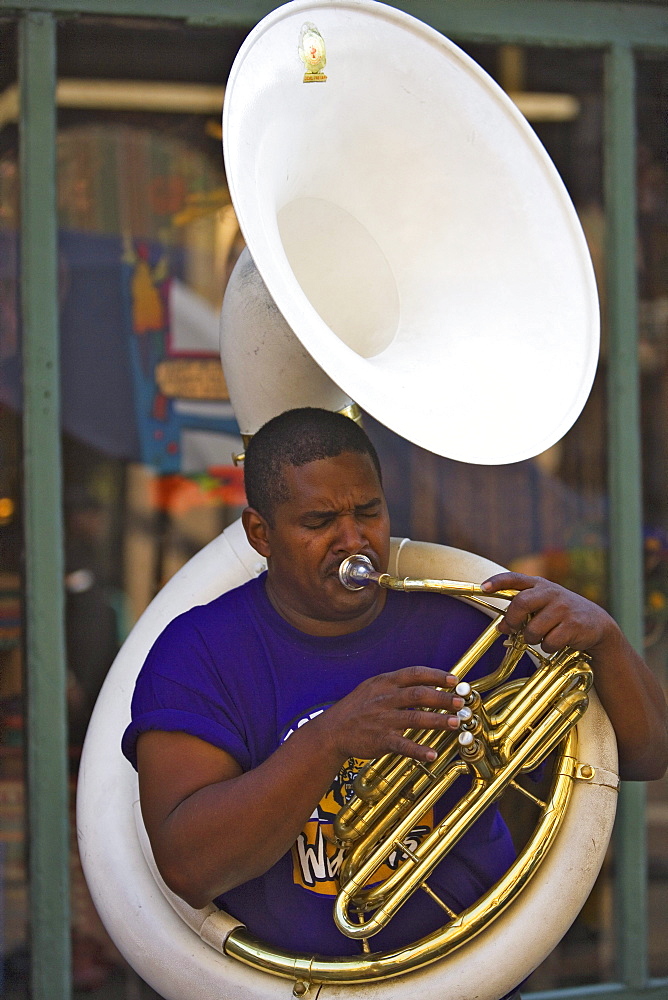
(18, 11), (72, 1000)
(396, 0), (668, 49)
(603, 42), (648, 991)
(3, 0), (668, 47)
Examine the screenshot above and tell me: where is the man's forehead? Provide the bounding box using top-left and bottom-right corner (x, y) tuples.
(281, 452), (382, 502)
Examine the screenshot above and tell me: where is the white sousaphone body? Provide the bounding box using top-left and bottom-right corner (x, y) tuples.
(77, 2), (615, 998)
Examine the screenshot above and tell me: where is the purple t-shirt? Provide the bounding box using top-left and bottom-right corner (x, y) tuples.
(122, 573), (525, 957)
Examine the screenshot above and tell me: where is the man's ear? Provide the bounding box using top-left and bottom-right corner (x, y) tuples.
(242, 506), (271, 558)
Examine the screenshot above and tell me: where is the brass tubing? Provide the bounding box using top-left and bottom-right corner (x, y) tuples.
(468, 633), (535, 695)
(492, 650), (592, 739)
(375, 573), (517, 603)
(224, 732), (579, 984)
(337, 647), (563, 851)
(449, 618), (514, 684)
(350, 618), (509, 797)
(478, 678), (525, 716)
(334, 696), (588, 937)
(353, 717), (459, 799)
(499, 671), (591, 749)
(335, 616), (519, 843)
(335, 736), (462, 848)
(335, 573), (591, 922)
(336, 746), (447, 839)
(317, 560), (598, 953)
(509, 690), (591, 774)
(338, 760), (469, 890)
(494, 663), (592, 761)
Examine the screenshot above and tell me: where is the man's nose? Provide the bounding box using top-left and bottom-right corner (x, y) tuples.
(333, 515), (367, 553)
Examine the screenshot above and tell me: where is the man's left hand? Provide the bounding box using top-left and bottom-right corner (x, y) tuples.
(481, 571), (668, 781)
(481, 571), (616, 654)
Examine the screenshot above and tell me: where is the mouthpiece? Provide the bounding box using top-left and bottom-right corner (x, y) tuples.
(339, 554), (377, 590)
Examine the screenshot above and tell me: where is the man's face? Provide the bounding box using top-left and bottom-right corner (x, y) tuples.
(244, 451), (391, 636)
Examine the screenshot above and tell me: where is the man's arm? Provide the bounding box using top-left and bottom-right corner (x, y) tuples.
(482, 572), (668, 781)
(137, 665), (465, 909)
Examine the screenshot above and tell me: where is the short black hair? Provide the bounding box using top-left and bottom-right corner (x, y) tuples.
(244, 407), (382, 524)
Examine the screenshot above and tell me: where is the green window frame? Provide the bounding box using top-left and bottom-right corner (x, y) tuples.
(10, 2), (668, 998)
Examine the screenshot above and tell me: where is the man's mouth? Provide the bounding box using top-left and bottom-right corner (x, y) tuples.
(327, 554), (376, 583)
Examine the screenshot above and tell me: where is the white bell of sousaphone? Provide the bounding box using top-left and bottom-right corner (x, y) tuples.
(220, 0), (599, 460)
(77, 2), (616, 999)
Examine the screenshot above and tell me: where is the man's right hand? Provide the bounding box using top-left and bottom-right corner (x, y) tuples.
(320, 666), (464, 764)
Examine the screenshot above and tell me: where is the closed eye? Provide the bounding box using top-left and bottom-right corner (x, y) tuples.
(301, 499), (383, 529)
(303, 514), (336, 529)
(356, 500), (382, 518)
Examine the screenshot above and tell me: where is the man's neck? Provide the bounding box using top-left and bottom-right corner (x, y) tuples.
(264, 579), (388, 637)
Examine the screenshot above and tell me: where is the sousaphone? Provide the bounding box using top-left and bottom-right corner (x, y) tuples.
(77, 3), (615, 998)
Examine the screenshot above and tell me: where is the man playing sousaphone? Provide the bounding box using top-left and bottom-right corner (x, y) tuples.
(122, 407), (667, 997)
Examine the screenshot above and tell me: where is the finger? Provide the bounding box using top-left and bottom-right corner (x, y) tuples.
(535, 626), (568, 654)
(497, 597), (567, 643)
(518, 606), (566, 646)
(391, 666), (459, 689)
(496, 605), (535, 635)
(499, 588), (559, 632)
(528, 619), (596, 653)
(392, 708), (462, 732)
(481, 572), (536, 593)
(386, 729), (457, 763)
(395, 686), (466, 712)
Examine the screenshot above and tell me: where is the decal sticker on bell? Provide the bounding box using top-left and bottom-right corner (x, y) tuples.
(299, 22), (327, 82)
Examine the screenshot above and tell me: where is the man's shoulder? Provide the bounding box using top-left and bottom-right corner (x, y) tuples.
(202, 571), (264, 612)
(164, 573), (266, 639)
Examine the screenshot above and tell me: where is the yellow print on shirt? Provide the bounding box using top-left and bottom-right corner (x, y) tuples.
(291, 755), (434, 896)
